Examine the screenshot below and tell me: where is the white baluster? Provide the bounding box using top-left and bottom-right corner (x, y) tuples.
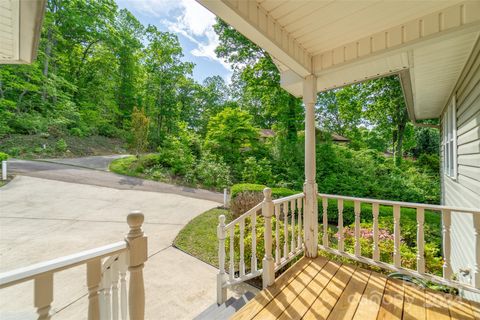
(283, 202), (288, 259)
(290, 200), (296, 254)
(416, 207), (425, 273)
(126, 211), (147, 320)
(274, 204), (280, 265)
(229, 227), (235, 281)
(297, 197), (303, 250)
(34, 273), (53, 320)
(393, 205), (401, 268)
(473, 213), (480, 289)
(354, 201), (361, 256)
(338, 199), (344, 252)
(262, 188), (275, 288)
(322, 197), (328, 247)
(87, 259), (101, 320)
(251, 211), (257, 273)
(99, 271), (107, 320)
(372, 203), (380, 261)
(442, 209), (452, 280)
(104, 268), (112, 320)
(239, 219), (245, 277)
(118, 253), (127, 320)
(217, 215), (227, 304)
(111, 259), (120, 320)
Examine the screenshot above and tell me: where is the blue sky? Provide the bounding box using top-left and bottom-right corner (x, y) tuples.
(116, 0), (233, 84)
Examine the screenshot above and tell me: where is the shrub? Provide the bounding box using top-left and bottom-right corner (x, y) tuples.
(230, 191), (264, 218)
(230, 183), (298, 217)
(192, 152), (231, 189)
(55, 139), (68, 152)
(157, 135), (195, 176)
(242, 157), (273, 185)
(0, 152), (8, 161)
(226, 216), (301, 273)
(231, 183), (298, 199)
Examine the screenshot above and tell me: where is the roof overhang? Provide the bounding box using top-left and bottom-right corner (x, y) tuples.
(0, 0), (46, 64)
(198, 0), (480, 120)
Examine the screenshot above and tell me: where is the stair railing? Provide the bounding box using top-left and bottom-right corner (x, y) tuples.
(0, 211), (147, 320)
(216, 188), (305, 304)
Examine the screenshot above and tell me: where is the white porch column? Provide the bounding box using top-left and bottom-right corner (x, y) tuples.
(303, 74), (318, 258)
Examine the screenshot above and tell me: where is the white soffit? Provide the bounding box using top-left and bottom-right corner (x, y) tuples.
(198, 0), (480, 119)
(0, 0), (45, 64)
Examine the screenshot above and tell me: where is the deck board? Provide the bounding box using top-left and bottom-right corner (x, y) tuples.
(353, 271), (387, 320)
(252, 257), (327, 320)
(231, 257), (480, 320)
(278, 259), (342, 320)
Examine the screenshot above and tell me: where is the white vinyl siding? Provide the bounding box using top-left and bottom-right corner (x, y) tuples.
(441, 36), (480, 302)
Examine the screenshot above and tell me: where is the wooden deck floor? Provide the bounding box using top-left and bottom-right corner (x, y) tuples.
(230, 256), (480, 320)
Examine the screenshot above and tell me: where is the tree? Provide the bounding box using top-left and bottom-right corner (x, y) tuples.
(361, 76), (410, 165)
(204, 107), (259, 170)
(114, 9), (144, 119)
(131, 107), (150, 157)
(143, 25), (194, 144)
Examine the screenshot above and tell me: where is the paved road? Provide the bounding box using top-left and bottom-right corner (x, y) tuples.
(38, 154), (130, 171)
(0, 175), (224, 320)
(8, 157), (223, 203)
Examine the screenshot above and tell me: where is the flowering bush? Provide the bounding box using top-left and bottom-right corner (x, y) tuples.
(334, 225), (443, 275)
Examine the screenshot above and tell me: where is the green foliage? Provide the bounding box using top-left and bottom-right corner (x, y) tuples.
(130, 107), (150, 156)
(0, 152), (8, 161)
(55, 139), (68, 152)
(189, 152), (232, 189)
(316, 143), (440, 204)
(204, 107), (259, 172)
(231, 183), (297, 199)
(241, 157), (273, 185)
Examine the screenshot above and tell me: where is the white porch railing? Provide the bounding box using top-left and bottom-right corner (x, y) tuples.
(217, 188), (480, 304)
(318, 193), (480, 294)
(0, 211), (147, 320)
(216, 189), (305, 304)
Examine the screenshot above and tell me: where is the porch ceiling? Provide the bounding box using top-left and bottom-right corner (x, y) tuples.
(197, 0), (480, 120)
(0, 0), (46, 64)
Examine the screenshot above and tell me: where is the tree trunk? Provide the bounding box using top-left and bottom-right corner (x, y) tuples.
(42, 27), (53, 102)
(394, 123), (405, 166)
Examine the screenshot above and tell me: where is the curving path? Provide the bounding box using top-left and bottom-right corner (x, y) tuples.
(0, 156), (226, 319)
(8, 156), (223, 203)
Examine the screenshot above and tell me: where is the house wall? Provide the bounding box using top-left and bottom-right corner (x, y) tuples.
(440, 35), (480, 302)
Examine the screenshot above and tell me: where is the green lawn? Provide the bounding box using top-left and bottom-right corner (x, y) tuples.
(174, 208), (232, 268)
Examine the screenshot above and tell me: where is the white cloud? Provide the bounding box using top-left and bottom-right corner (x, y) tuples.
(121, 0), (232, 73)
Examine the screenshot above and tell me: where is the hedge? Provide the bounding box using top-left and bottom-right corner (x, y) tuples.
(231, 183), (298, 199)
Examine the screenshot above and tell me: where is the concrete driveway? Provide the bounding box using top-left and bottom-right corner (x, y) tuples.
(9, 158), (223, 203)
(0, 175), (221, 319)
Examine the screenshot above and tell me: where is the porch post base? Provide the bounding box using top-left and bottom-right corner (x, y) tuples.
(303, 182), (318, 258)
(216, 273), (227, 304)
(262, 257), (275, 288)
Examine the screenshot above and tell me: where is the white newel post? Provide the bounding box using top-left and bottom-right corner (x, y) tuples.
(87, 259), (102, 320)
(126, 211), (147, 320)
(34, 273), (53, 320)
(303, 74), (318, 258)
(217, 215), (227, 304)
(262, 188), (275, 288)
(1, 160), (6, 181)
